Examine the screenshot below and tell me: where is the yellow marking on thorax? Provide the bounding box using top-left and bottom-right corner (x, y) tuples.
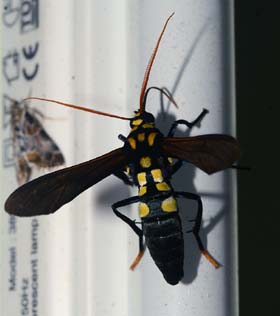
(137, 133), (145, 142)
(148, 132), (157, 146)
(137, 172), (147, 186)
(128, 137), (136, 150)
(168, 157), (173, 164)
(139, 186), (147, 196)
(140, 156), (152, 168)
(139, 202), (150, 217)
(156, 182), (171, 192)
(142, 123), (154, 129)
(161, 196), (177, 213)
(151, 169), (163, 183)
(132, 119), (143, 126)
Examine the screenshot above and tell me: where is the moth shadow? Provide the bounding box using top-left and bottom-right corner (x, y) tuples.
(181, 205), (225, 284)
(154, 19), (228, 284)
(156, 104), (225, 284)
(95, 176), (132, 218)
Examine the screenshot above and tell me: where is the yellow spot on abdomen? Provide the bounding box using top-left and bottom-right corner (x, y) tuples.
(168, 157), (173, 165)
(161, 196), (177, 213)
(140, 156), (152, 168)
(139, 202), (150, 217)
(128, 137), (136, 150)
(137, 133), (145, 142)
(156, 182), (171, 192)
(137, 172), (147, 186)
(148, 132), (157, 146)
(139, 186), (147, 196)
(151, 169), (163, 183)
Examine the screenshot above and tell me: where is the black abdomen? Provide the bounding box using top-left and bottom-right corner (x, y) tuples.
(143, 213), (184, 285)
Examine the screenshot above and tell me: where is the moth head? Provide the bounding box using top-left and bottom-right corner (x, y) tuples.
(130, 110), (155, 128)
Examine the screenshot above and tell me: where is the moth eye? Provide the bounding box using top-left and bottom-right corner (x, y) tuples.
(142, 112), (155, 123)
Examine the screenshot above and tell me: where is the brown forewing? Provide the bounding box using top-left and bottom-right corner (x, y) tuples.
(5, 147), (127, 216)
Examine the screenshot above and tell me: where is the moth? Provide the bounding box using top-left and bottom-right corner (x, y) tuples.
(4, 96), (65, 184)
(5, 14), (240, 285)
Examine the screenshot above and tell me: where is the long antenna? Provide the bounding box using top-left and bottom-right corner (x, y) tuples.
(24, 97), (131, 121)
(139, 13), (175, 113)
(142, 86), (179, 110)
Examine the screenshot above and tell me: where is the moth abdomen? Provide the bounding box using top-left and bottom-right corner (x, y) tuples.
(143, 213), (184, 285)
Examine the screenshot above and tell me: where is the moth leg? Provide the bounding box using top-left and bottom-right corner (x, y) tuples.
(168, 108), (209, 137)
(166, 159), (187, 177)
(112, 196), (145, 270)
(118, 134), (127, 142)
(175, 191), (220, 268)
(113, 171), (133, 186)
(170, 160), (184, 176)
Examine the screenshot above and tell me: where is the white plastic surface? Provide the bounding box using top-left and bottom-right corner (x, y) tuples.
(1, 1), (238, 316)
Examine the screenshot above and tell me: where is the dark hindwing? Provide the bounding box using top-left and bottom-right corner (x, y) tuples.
(5, 147), (127, 216)
(162, 134), (240, 174)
